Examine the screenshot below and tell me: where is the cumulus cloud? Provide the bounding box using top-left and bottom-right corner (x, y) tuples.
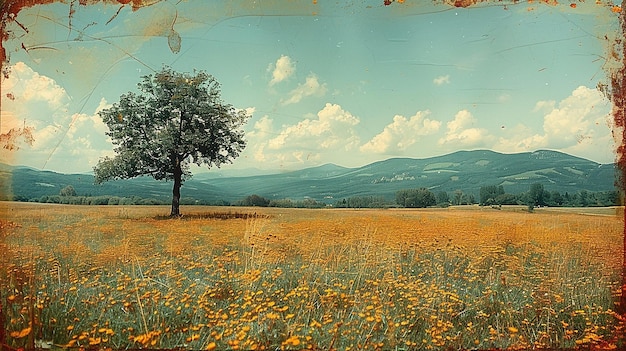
(281, 74), (327, 105)
(494, 124), (547, 152)
(433, 75), (450, 86)
(269, 55), (295, 86)
(1, 63), (115, 171)
(2, 62), (70, 148)
(541, 86), (607, 148)
(67, 112), (109, 141)
(493, 86), (613, 163)
(246, 115), (274, 142)
(268, 103), (359, 150)
(360, 110), (441, 154)
(35, 101), (114, 168)
(0, 110), (23, 133)
(1, 62), (70, 137)
(532, 100), (555, 113)
(438, 110), (492, 147)
(2, 61), (70, 109)
(245, 103), (360, 167)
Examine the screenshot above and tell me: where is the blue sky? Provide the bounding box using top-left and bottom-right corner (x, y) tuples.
(0, 0), (622, 174)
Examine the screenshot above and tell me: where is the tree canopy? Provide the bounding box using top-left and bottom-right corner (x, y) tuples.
(396, 188), (436, 208)
(59, 185), (77, 197)
(479, 185), (505, 206)
(94, 67), (249, 216)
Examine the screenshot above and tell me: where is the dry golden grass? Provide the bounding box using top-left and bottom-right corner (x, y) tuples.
(1, 202), (624, 350)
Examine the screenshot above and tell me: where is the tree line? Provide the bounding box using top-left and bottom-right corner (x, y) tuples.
(334, 184), (619, 209)
(10, 183), (620, 210)
(9, 185), (227, 206)
(478, 183), (619, 208)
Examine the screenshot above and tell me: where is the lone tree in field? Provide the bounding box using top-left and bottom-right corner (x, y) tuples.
(94, 67), (249, 216)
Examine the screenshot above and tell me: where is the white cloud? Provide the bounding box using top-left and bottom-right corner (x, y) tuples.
(498, 93), (511, 102)
(360, 110), (441, 154)
(492, 86), (614, 163)
(245, 103), (360, 168)
(31, 104), (114, 168)
(1, 63), (115, 171)
(281, 74), (327, 105)
(253, 143), (267, 163)
(246, 115), (274, 142)
(542, 86), (607, 148)
(67, 112), (109, 141)
(532, 100), (555, 113)
(268, 103), (359, 150)
(446, 109), (473, 133)
(95, 98), (113, 115)
(438, 110), (492, 147)
(269, 55), (295, 86)
(0, 110), (23, 133)
(1, 62), (70, 157)
(494, 124), (547, 152)
(1, 62), (70, 144)
(433, 75), (450, 86)
(2, 62), (70, 110)
(317, 103), (360, 126)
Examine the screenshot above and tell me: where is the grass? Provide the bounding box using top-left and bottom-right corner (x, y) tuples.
(1, 202), (624, 350)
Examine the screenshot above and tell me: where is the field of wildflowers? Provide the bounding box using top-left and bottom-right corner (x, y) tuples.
(1, 202), (624, 350)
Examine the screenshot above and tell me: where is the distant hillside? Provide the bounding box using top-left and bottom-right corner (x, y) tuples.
(1, 150), (617, 203)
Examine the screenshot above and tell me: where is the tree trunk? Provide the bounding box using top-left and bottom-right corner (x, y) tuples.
(171, 160), (182, 217)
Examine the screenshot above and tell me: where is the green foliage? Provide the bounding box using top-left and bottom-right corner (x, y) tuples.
(436, 191), (450, 207)
(495, 193), (518, 205)
(268, 198), (325, 208)
(452, 190), (464, 205)
(529, 183), (545, 206)
(59, 185), (77, 197)
(240, 194), (270, 207)
(93, 67), (249, 215)
(268, 198), (295, 208)
(548, 190), (563, 206)
(479, 185), (505, 206)
(334, 195), (391, 208)
(297, 199), (326, 208)
(396, 188), (436, 208)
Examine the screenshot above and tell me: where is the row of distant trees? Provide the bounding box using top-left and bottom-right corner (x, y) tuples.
(333, 189), (464, 208)
(234, 194), (326, 208)
(10, 185), (226, 206)
(478, 183), (619, 208)
(227, 184), (619, 209)
(334, 184), (619, 209)
(11, 184), (620, 209)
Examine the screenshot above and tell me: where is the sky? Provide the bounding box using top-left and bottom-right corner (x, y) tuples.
(0, 0), (623, 174)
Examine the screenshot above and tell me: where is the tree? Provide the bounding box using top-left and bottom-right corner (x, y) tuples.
(436, 191), (450, 207)
(467, 194), (476, 205)
(528, 183), (545, 206)
(549, 191), (563, 206)
(479, 185), (505, 206)
(578, 190), (589, 207)
(453, 190), (463, 206)
(495, 193), (518, 205)
(241, 194), (270, 207)
(396, 188), (436, 208)
(94, 67), (249, 216)
(59, 185), (77, 197)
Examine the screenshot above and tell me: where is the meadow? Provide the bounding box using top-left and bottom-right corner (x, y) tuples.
(1, 202), (624, 350)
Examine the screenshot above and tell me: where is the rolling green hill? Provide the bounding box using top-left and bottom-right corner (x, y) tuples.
(1, 150), (617, 203)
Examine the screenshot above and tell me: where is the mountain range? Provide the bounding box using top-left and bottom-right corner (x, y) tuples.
(0, 150), (618, 203)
